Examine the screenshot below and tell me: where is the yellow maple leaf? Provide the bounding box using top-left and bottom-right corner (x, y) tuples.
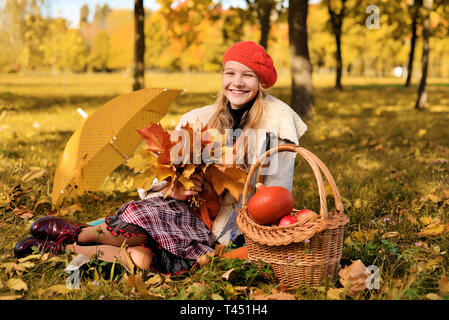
(133, 172), (157, 191)
(417, 223), (445, 237)
(178, 164), (197, 191)
(204, 165), (247, 200)
(419, 215), (435, 226)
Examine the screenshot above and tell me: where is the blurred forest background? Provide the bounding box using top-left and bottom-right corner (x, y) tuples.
(1, 0), (448, 78)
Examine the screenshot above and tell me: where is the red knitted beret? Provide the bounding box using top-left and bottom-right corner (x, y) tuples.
(222, 41), (277, 89)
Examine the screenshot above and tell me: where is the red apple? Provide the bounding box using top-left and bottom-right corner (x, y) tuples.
(278, 214), (298, 226)
(296, 209), (318, 220)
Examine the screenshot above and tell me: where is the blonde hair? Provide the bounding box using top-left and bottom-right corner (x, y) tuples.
(207, 83), (267, 170)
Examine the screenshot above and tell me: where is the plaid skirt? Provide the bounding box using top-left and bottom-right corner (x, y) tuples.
(105, 196), (214, 275)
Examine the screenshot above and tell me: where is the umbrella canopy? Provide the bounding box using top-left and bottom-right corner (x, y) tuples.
(51, 88), (182, 207)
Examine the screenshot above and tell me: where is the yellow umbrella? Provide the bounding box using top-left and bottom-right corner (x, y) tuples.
(51, 88), (182, 207)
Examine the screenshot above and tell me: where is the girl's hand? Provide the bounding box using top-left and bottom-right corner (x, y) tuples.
(161, 173), (204, 201)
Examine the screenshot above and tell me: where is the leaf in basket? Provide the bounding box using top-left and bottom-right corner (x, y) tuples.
(338, 259), (369, 294)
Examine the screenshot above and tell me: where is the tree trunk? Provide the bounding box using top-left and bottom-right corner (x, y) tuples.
(133, 0), (145, 91)
(327, 0), (346, 90)
(405, 2), (420, 88)
(258, 0), (274, 49)
(288, 0), (313, 118)
(415, 0), (432, 109)
(335, 32), (343, 90)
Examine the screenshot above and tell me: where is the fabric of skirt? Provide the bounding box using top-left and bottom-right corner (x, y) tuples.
(104, 195), (214, 275)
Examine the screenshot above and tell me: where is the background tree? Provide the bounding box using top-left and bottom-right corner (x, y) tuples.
(322, 0), (347, 90)
(245, 0), (275, 49)
(133, 0), (145, 91)
(405, 0), (421, 87)
(88, 30), (110, 72)
(79, 4), (90, 27)
(93, 4), (111, 28)
(288, 0), (313, 118)
(415, 0), (432, 109)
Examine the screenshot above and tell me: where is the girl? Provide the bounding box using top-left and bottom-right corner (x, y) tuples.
(14, 41), (307, 274)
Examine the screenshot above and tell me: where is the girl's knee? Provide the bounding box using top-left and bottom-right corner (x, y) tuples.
(127, 246), (153, 271)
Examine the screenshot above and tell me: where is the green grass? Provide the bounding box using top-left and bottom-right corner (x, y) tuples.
(0, 72), (448, 300)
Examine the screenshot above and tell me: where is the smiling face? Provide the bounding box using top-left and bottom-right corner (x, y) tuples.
(222, 61), (260, 110)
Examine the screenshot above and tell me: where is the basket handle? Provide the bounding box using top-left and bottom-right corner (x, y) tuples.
(240, 144), (343, 219)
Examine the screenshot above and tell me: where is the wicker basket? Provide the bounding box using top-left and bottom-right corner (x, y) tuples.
(236, 144), (349, 288)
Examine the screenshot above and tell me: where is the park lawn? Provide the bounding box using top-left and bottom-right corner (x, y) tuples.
(0, 72), (448, 300)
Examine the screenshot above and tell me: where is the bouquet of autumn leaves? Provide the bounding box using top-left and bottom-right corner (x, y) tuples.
(126, 121), (248, 229)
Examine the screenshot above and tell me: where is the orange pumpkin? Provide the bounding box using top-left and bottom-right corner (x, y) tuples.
(247, 184), (294, 225)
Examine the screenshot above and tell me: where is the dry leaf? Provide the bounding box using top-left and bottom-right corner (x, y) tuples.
(327, 287), (346, 300)
(18, 254), (43, 263)
(417, 223), (445, 237)
(137, 123), (174, 164)
(21, 167), (47, 182)
(33, 198), (51, 212)
(428, 194), (442, 203)
(126, 274), (162, 299)
(204, 165), (247, 200)
(59, 202), (83, 216)
(438, 275), (449, 296)
(222, 268), (238, 282)
(425, 293), (443, 300)
(338, 260), (369, 294)
(0, 294), (23, 300)
(253, 288), (296, 300)
(419, 216), (434, 225)
(406, 214), (419, 225)
(196, 253), (213, 266)
(37, 284), (71, 297)
(186, 282), (210, 299)
(12, 206), (33, 219)
(382, 231), (399, 239)
(145, 274), (164, 286)
(214, 243), (226, 257)
(6, 278), (28, 291)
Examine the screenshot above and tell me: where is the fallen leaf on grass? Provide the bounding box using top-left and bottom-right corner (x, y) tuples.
(196, 252), (214, 266)
(326, 287), (346, 300)
(145, 274), (164, 286)
(21, 167), (47, 182)
(0, 295), (23, 300)
(417, 223), (446, 237)
(214, 243), (226, 257)
(37, 284), (71, 298)
(186, 282), (210, 299)
(419, 215), (440, 226)
(18, 253), (43, 263)
(338, 260), (369, 294)
(0, 262), (27, 274)
(126, 274), (163, 299)
(253, 288), (296, 300)
(438, 275), (449, 296)
(425, 293), (443, 300)
(59, 202), (83, 216)
(33, 198), (51, 213)
(382, 231), (399, 239)
(6, 278), (28, 291)
(12, 206), (33, 219)
(222, 268), (238, 282)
